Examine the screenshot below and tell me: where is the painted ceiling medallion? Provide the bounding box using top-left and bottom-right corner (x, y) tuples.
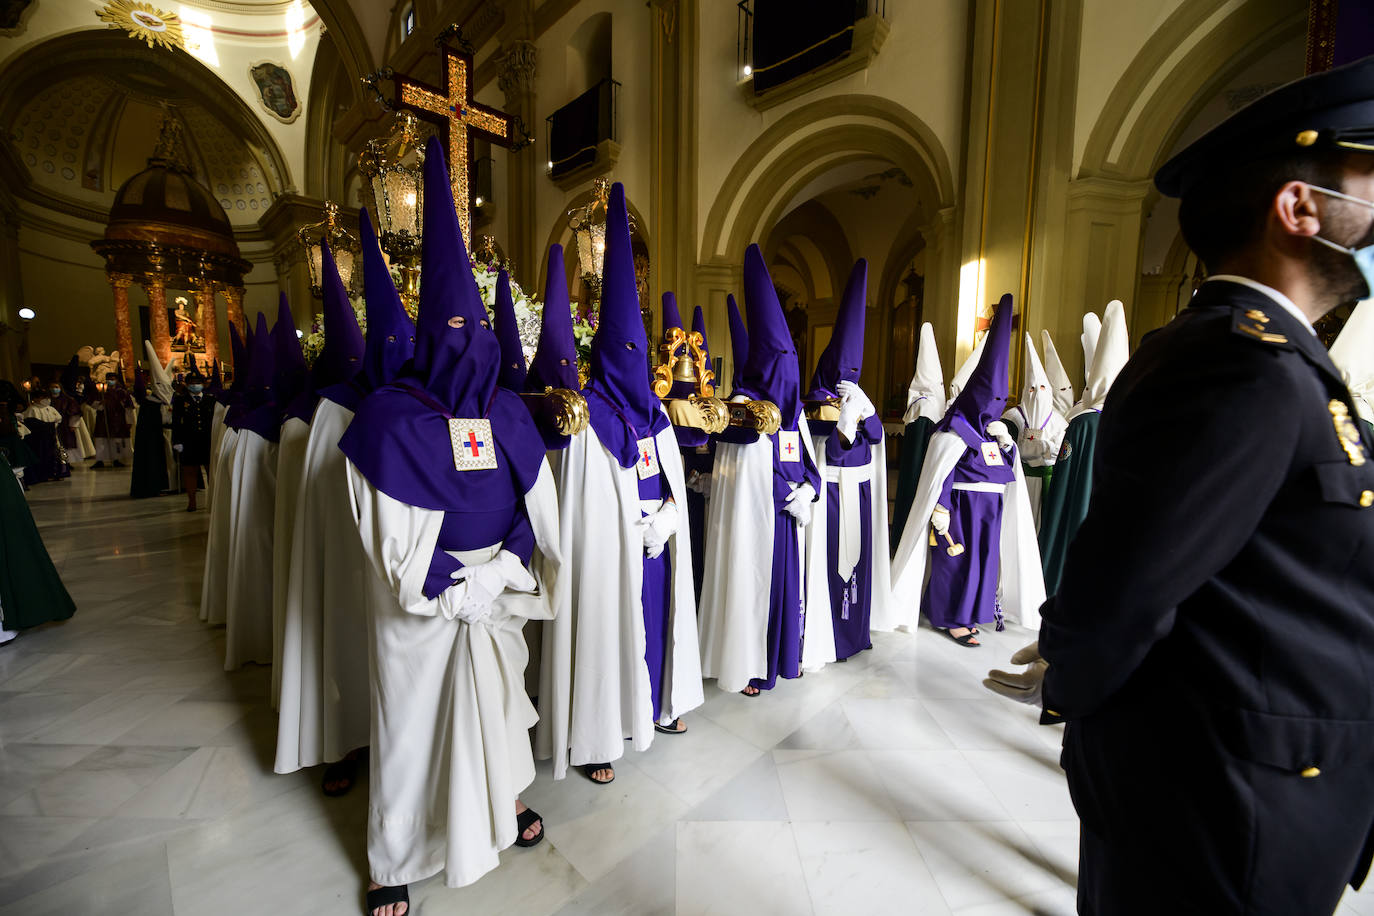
(96, 0), (185, 52)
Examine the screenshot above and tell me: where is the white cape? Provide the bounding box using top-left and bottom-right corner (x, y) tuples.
(270, 417), (311, 708)
(806, 429), (899, 645)
(347, 458), (561, 889)
(890, 430), (1044, 630)
(698, 417), (822, 692)
(223, 430), (277, 670)
(199, 424), (239, 625)
(275, 399), (371, 773)
(535, 420), (703, 778)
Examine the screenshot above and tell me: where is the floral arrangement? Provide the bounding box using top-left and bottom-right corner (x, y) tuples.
(303, 257), (599, 379)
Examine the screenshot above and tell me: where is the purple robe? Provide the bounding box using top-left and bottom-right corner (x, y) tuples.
(816, 413), (883, 660)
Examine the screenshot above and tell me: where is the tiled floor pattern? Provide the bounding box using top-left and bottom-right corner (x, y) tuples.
(3, 467), (1373, 915)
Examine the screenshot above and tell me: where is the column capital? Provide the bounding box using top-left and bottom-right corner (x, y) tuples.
(144, 272), (169, 291)
(107, 272), (134, 290)
(497, 40), (538, 97)
(648, 0), (678, 41)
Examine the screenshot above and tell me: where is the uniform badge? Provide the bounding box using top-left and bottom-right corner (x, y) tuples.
(448, 418), (498, 471)
(980, 441), (1004, 466)
(636, 436), (660, 479)
(1329, 400), (1367, 467)
(779, 430), (802, 463)
(1058, 441), (1072, 461)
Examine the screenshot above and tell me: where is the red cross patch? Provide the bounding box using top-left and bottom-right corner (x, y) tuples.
(636, 436), (660, 479)
(448, 418), (498, 471)
(779, 430), (801, 463)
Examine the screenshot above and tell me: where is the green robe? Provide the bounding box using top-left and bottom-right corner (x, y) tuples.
(0, 453), (76, 630)
(1037, 410), (1100, 596)
(890, 416), (937, 552)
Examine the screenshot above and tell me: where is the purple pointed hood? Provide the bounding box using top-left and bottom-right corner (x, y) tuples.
(737, 244), (801, 427)
(526, 244), (579, 392)
(232, 311), (281, 440)
(494, 268), (527, 392)
(219, 322), (245, 406)
(320, 207), (416, 413)
(806, 258), (867, 400)
(939, 293), (1014, 439)
(662, 291), (685, 337)
(692, 306), (712, 367)
(311, 239), (365, 393)
(272, 294), (309, 421)
(209, 360), (222, 394)
(583, 183), (669, 466)
(727, 293), (747, 393)
(338, 135), (545, 513)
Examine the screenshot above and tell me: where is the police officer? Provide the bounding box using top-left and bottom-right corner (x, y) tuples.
(989, 56), (1374, 913)
(171, 366), (216, 511)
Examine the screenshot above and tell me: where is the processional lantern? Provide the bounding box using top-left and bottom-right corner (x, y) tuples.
(360, 111), (426, 309)
(567, 177), (612, 303)
(298, 201), (360, 298)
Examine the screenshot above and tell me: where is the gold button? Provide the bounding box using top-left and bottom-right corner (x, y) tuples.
(1301, 766), (1321, 778)
(1296, 129), (1320, 147)
(1361, 491), (1373, 508)
(1045, 709), (1062, 718)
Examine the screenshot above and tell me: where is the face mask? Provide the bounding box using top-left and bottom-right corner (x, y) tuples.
(1309, 185), (1374, 299)
(188, 384), (204, 394)
(48, 387), (61, 397)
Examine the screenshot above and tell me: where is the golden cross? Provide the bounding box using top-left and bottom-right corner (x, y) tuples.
(396, 45), (512, 245)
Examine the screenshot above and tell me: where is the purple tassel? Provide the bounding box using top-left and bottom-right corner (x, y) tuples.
(994, 595), (1006, 632)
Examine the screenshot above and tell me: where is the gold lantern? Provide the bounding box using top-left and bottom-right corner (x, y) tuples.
(298, 201), (361, 297)
(359, 111), (426, 310)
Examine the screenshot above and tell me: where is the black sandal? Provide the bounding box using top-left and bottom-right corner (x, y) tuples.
(942, 628), (981, 648)
(365, 884), (408, 915)
(740, 686), (761, 697)
(654, 718), (687, 735)
(579, 763), (615, 785)
(323, 751), (365, 797)
(514, 806), (545, 848)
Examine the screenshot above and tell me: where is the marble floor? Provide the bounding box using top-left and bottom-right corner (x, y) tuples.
(4, 467), (1374, 916)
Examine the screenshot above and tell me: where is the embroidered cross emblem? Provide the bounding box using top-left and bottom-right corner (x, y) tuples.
(643, 448), (653, 466)
(467, 430), (485, 457)
(448, 417), (497, 471)
(785, 441), (795, 456)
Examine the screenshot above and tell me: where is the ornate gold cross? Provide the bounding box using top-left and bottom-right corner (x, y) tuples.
(396, 45), (511, 245)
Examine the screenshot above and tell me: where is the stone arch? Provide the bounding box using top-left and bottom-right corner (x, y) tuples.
(1079, 0), (1305, 181)
(305, 0), (376, 105)
(304, 32), (356, 201)
(700, 94), (954, 264)
(762, 200), (853, 306)
(0, 30), (293, 195)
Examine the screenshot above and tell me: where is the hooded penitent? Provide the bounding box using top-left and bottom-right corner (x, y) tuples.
(948, 331), (987, 402)
(692, 306), (712, 369)
(583, 182), (670, 468)
(494, 269), (528, 392)
(526, 244), (580, 394)
(726, 293), (748, 395)
(1012, 333), (1057, 438)
(1328, 299), (1374, 427)
(273, 295), (310, 423)
(905, 322), (946, 424)
(142, 341), (175, 406)
(300, 241), (366, 418)
(233, 312), (280, 440)
(1041, 329), (1074, 418)
(222, 323), (247, 409)
(318, 208), (416, 413)
(1080, 312), (1102, 388)
(805, 258), (866, 403)
(736, 244), (802, 427)
(1069, 300), (1128, 420)
(210, 360), (223, 396)
(338, 134), (543, 511)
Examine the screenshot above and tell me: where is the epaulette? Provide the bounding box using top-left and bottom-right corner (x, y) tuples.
(1231, 307), (1290, 347)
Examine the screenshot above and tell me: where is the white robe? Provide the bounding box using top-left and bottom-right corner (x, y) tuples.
(890, 430), (1045, 630)
(535, 421), (704, 779)
(223, 430), (277, 670)
(205, 402), (228, 511)
(200, 424), (238, 624)
(274, 399), (371, 774)
(347, 458), (561, 889)
(270, 417), (311, 709)
(805, 430), (899, 646)
(69, 413), (95, 461)
(698, 418), (823, 692)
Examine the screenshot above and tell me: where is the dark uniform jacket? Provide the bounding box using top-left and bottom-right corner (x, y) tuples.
(171, 392), (217, 466)
(1039, 280), (1374, 915)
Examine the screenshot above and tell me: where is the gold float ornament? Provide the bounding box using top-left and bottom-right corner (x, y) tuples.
(805, 398), (841, 423)
(726, 399), (781, 436)
(544, 387), (590, 436)
(97, 0), (185, 52)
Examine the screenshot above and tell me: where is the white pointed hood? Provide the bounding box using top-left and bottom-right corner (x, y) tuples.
(1018, 332), (1056, 430)
(1080, 311), (1102, 388)
(143, 340), (175, 406)
(1041, 329), (1074, 417)
(1068, 300), (1128, 421)
(904, 322), (947, 423)
(948, 330), (987, 402)
(1329, 299), (1374, 424)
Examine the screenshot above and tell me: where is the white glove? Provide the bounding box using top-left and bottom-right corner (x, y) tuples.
(987, 420), (1015, 452)
(783, 482), (816, 526)
(173, 443), (184, 453)
(638, 500), (680, 559)
(982, 641), (1048, 706)
(448, 550), (534, 624)
(687, 471), (712, 499)
(931, 504), (951, 536)
(836, 380), (875, 419)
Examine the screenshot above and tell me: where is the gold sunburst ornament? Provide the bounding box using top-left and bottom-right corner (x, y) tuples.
(96, 0), (185, 52)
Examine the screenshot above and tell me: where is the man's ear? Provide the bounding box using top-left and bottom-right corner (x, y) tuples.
(1274, 181), (1323, 239)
